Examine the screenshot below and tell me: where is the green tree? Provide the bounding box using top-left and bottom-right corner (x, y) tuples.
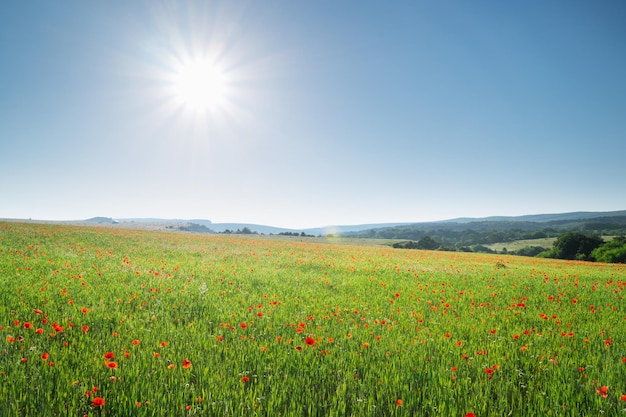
(416, 236), (440, 250)
(541, 232), (604, 261)
(591, 237), (626, 263)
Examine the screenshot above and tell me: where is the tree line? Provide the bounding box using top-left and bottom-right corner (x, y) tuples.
(391, 232), (626, 263)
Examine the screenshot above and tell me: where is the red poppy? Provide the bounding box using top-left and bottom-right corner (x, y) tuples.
(41, 352), (49, 361)
(305, 337), (315, 346)
(596, 386), (609, 398)
(132, 339), (140, 346)
(465, 413), (476, 417)
(91, 397), (105, 407)
(241, 376), (249, 382)
(182, 359), (192, 369)
(396, 399), (403, 406)
(33, 309), (43, 315)
(105, 361), (118, 369)
(621, 394), (626, 402)
(104, 352), (114, 359)
(240, 323), (247, 329)
(35, 328), (44, 335)
(82, 325), (89, 334)
(216, 336), (224, 342)
(160, 341), (168, 347)
(23, 322), (33, 329)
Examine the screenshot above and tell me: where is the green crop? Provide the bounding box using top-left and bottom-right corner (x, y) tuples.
(1, 222), (625, 416)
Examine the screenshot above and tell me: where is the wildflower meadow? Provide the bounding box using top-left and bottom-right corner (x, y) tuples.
(1, 222), (625, 416)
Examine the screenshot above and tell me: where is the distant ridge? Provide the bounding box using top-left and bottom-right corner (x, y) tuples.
(3, 210), (625, 236)
(104, 210), (626, 235)
(441, 210), (626, 224)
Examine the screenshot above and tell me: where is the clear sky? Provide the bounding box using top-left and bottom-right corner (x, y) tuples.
(1, 1), (625, 229)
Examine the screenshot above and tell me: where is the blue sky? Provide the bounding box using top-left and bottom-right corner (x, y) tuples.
(1, 1), (625, 229)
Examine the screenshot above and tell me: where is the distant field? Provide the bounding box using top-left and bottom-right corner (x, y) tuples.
(1, 222), (625, 416)
(486, 236), (618, 253)
(486, 238), (557, 252)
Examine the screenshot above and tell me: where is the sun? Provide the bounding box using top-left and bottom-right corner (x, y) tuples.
(172, 60), (228, 111)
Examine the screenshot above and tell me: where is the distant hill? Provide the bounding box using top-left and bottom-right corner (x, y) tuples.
(85, 217), (118, 224)
(112, 218), (413, 236)
(342, 210), (626, 248)
(7, 211), (623, 240)
(85, 211), (626, 238)
(441, 210), (626, 224)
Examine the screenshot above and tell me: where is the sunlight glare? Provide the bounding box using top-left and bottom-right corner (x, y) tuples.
(173, 60), (228, 111)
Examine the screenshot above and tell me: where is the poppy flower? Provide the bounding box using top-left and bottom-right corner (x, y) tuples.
(35, 328), (44, 335)
(105, 361), (118, 369)
(240, 323), (247, 329)
(305, 337), (315, 346)
(182, 359), (192, 369)
(160, 341), (168, 347)
(621, 394), (626, 402)
(396, 399), (403, 406)
(82, 325), (89, 334)
(132, 339), (140, 346)
(241, 376), (249, 382)
(91, 397), (105, 407)
(465, 413), (476, 417)
(104, 352), (114, 359)
(41, 352), (49, 361)
(23, 322), (33, 329)
(596, 386), (609, 398)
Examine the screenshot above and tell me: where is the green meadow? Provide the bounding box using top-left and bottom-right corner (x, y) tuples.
(1, 222), (625, 416)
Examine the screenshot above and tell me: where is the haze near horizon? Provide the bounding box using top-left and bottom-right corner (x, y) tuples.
(1, 1), (625, 229)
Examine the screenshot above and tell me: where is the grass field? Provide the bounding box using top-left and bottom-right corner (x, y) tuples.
(1, 222), (625, 416)
(485, 238), (557, 253)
